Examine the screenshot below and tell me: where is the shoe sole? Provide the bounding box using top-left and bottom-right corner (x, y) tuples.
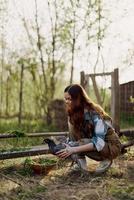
(94, 161), (112, 175)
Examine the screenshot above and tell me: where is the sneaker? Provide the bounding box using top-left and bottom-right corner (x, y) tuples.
(71, 163), (81, 171)
(95, 160), (112, 174)
(77, 158), (88, 171)
(70, 158), (88, 172)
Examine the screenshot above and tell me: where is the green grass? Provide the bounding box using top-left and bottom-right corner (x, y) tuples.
(120, 114), (134, 129)
(0, 118), (57, 133)
(109, 184), (134, 200)
(14, 185), (47, 199)
(0, 136), (44, 151)
(0, 119), (58, 152)
(24, 157), (57, 165)
(0, 147), (31, 153)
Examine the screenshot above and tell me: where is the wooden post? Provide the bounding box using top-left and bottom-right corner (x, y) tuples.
(18, 63), (24, 126)
(90, 75), (102, 106)
(80, 71), (89, 93)
(81, 69), (120, 133)
(85, 74), (89, 94)
(80, 71), (85, 88)
(111, 68), (120, 133)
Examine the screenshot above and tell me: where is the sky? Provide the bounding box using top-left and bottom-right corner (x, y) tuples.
(76, 0), (134, 85)
(2, 0), (134, 86)
(102, 0), (134, 84)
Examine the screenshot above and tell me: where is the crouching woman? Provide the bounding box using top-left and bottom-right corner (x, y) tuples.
(56, 84), (121, 173)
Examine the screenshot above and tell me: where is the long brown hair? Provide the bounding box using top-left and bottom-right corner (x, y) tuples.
(64, 84), (111, 140)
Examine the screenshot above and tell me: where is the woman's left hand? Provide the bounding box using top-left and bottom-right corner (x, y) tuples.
(56, 143), (76, 159)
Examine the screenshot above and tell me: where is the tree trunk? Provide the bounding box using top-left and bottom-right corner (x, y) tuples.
(18, 63), (24, 125)
(47, 0), (58, 99)
(70, 38), (75, 84)
(70, 8), (76, 85)
(0, 37), (5, 116)
(35, 0), (48, 93)
(5, 76), (9, 116)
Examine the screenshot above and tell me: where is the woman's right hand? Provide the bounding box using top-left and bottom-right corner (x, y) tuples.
(56, 143), (76, 159)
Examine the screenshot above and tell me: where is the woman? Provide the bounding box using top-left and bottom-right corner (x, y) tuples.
(56, 84), (121, 173)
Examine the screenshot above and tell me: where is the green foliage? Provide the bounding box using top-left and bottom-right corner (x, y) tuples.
(34, 185), (47, 193)
(15, 185), (47, 199)
(0, 136), (43, 151)
(24, 157), (33, 165)
(9, 130), (26, 137)
(34, 157), (57, 165)
(0, 147), (31, 153)
(120, 113), (134, 129)
(0, 0), (108, 125)
(108, 167), (124, 178)
(19, 157), (57, 177)
(109, 184), (134, 200)
(0, 119), (57, 133)
(17, 160), (34, 177)
(0, 119), (58, 152)
(24, 157), (57, 166)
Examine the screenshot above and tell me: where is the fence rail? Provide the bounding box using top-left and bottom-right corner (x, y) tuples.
(0, 132), (68, 160)
(0, 145), (49, 160)
(0, 131), (69, 139)
(0, 130), (133, 160)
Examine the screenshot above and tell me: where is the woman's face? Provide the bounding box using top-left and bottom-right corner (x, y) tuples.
(64, 92), (72, 111)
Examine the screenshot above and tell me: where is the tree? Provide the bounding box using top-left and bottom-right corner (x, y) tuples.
(0, 0), (109, 125)
(0, 0), (8, 115)
(18, 60), (24, 125)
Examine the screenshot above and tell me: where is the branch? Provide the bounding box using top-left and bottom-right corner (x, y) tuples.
(34, 0), (48, 92)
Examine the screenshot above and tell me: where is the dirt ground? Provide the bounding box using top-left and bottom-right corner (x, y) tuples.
(0, 148), (134, 200)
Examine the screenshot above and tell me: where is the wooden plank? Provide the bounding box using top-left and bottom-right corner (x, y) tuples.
(120, 129), (134, 138)
(80, 71), (85, 88)
(80, 71), (89, 93)
(0, 130), (133, 160)
(111, 68), (120, 133)
(84, 74), (89, 93)
(0, 145), (50, 160)
(0, 131), (69, 139)
(90, 75), (102, 106)
(88, 72), (112, 77)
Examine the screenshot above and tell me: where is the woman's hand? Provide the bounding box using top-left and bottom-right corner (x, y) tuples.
(56, 143), (76, 159)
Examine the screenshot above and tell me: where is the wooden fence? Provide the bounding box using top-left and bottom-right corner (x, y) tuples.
(0, 132), (68, 160)
(80, 68), (120, 132)
(0, 130), (134, 160)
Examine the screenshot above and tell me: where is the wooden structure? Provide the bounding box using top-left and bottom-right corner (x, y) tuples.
(48, 99), (68, 131)
(0, 132), (68, 160)
(120, 81), (134, 115)
(0, 129), (133, 160)
(0, 132), (68, 139)
(80, 68), (120, 132)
